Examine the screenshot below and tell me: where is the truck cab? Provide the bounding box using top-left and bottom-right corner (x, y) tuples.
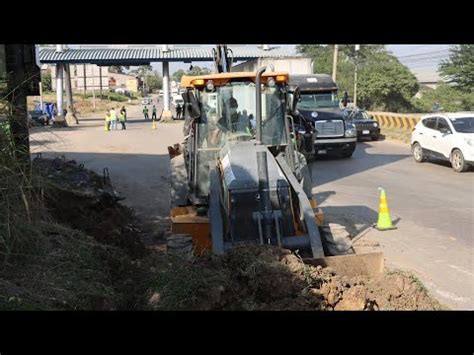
(288, 74), (357, 159)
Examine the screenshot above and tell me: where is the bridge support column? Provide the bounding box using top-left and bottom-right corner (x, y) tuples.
(55, 63), (65, 123)
(162, 60), (173, 122)
(63, 64), (77, 125)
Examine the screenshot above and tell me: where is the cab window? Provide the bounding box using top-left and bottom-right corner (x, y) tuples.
(436, 118), (451, 132)
(422, 117), (437, 129)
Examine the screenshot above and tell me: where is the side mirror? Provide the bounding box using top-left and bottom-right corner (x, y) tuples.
(291, 87), (301, 115)
(440, 128), (451, 134)
(182, 90), (201, 119)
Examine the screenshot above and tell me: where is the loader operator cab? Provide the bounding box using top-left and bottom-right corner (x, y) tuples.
(181, 73), (291, 202)
(199, 81), (287, 147)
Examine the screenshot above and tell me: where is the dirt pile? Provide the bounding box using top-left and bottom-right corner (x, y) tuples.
(32, 156), (147, 259)
(0, 157), (152, 310)
(146, 245), (444, 310)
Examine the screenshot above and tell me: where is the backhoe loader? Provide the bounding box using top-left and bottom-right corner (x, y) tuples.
(168, 46), (383, 277)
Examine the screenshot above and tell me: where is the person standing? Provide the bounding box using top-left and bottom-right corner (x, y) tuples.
(143, 105), (149, 120)
(110, 107), (117, 130)
(152, 105), (157, 121)
(119, 106), (127, 130)
(105, 110), (112, 131)
(176, 104), (182, 119)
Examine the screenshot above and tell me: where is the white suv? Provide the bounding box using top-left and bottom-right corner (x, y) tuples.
(411, 112), (474, 172)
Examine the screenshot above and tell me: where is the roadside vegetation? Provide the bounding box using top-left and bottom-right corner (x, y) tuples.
(298, 44), (474, 113)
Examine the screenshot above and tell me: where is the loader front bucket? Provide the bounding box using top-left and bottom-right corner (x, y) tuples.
(304, 252), (384, 278)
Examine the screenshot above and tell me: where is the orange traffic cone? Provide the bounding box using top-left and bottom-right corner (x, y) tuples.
(374, 188), (397, 231)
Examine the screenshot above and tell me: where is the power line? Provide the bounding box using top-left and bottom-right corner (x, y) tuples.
(396, 49), (451, 59)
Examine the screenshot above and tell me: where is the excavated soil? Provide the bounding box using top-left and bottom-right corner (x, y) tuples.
(147, 245), (445, 310)
(32, 156), (148, 259)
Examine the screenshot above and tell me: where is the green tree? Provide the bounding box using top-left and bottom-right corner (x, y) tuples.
(357, 51), (419, 112)
(109, 65), (129, 74)
(41, 71), (52, 91)
(187, 66), (211, 76)
(130, 65), (153, 77)
(297, 45), (419, 112)
(172, 69), (186, 83)
(412, 82), (474, 112)
(145, 71), (163, 92)
(297, 45), (385, 98)
(439, 45), (474, 93)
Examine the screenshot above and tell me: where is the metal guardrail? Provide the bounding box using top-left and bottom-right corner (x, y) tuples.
(368, 111), (424, 130)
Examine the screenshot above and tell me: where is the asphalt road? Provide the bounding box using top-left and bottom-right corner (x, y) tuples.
(310, 139), (474, 309)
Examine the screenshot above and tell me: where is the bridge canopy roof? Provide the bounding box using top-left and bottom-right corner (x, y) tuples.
(38, 46), (302, 65)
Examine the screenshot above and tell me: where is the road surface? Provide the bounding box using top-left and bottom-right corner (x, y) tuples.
(310, 139), (474, 310)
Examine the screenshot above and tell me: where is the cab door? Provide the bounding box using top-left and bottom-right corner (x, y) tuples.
(433, 117), (455, 159)
(418, 117), (438, 152)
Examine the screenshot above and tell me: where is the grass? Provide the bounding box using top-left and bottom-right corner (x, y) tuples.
(146, 256), (229, 310)
(26, 92), (141, 117)
(380, 126), (413, 144)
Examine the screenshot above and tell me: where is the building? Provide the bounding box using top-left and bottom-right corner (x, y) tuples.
(231, 56), (312, 74)
(108, 72), (140, 93)
(49, 64), (109, 92)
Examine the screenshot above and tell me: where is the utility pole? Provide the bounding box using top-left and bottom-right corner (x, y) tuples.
(55, 45), (64, 121)
(353, 44), (360, 108)
(63, 64), (77, 124)
(332, 44), (339, 82)
(83, 64), (87, 99)
(39, 81), (43, 111)
(91, 65), (96, 111)
(99, 66), (103, 99)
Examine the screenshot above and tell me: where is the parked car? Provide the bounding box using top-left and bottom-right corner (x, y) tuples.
(343, 108), (381, 141)
(411, 112), (474, 172)
(28, 109), (49, 126)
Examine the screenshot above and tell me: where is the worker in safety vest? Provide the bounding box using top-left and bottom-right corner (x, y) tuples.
(110, 107), (118, 130)
(105, 110), (112, 131)
(119, 107), (127, 130)
(152, 105), (157, 120)
(143, 106), (149, 120)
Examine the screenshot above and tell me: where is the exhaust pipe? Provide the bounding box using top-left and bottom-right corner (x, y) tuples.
(257, 151), (273, 242)
(255, 66), (267, 145)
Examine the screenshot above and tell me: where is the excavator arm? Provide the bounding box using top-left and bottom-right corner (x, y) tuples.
(212, 45), (233, 73)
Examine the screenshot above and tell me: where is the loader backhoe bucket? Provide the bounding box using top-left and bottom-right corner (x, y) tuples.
(304, 252), (384, 278)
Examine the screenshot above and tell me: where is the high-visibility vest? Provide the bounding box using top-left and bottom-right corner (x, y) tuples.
(110, 110), (117, 119)
(105, 114), (112, 122)
(119, 112), (126, 122)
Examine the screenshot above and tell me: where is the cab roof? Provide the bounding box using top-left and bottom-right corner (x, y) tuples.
(288, 74), (338, 92)
(421, 111), (474, 119)
(181, 71), (289, 88)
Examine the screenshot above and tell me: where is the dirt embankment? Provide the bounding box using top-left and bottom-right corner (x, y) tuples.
(0, 157), (150, 310)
